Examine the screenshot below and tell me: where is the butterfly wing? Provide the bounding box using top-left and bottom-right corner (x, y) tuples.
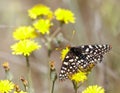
(79, 45), (111, 62)
(76, 45), (111, 70)
(59, 44), (111, 81)
(80, 45), (111, 57)
(59, 50), (79, 81)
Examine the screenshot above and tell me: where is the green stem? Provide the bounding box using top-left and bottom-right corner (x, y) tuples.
(25, 56), (34, 93)
(50, 67), (57, 93)
(51, 80), (55, 93)
(26, 56), (30, 67)
(5, 70), (13, 81)
(72, 81), (78, 93)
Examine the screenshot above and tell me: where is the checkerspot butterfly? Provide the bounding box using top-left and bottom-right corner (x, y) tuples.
(59, 44), (111, 81)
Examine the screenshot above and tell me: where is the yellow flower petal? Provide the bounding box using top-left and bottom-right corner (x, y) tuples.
(55, 8), (75, 24)
(13, 26), (36, 40)
(11, 39), (41, 56)
(28, 4), (53, 19)
(33, 19), (53, 34)
(61, 47), (70, 61)
(82, 85), (105, 93)
(70, 71), (87, 83)
(0, 80), (14, 93)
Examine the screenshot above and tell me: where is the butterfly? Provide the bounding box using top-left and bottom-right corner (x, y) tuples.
(59, 44), (111, 81)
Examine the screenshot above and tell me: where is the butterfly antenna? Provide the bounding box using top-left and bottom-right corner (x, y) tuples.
(70, 30), (76, 43)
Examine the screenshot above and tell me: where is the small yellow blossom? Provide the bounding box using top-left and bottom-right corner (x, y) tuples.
(28, 4), (53, 19)
(70, 71), (87, 83)
(14, 90), (27, 93)
(33, 19), (53, 34)
(82, 85), (105, 93)
(13, 26), (36, 40)
(61, 47), (70, 61)
(0, 80), (14, 93)
(54, 8), (75, 24)
(11, 39), (41, 56)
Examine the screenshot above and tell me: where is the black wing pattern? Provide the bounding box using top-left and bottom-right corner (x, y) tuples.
(59, 44), (111, 81)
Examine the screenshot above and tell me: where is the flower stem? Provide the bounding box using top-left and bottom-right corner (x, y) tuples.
(51, 27), (61, 40)
(25, 56), (34, 93)
(51, 80), (55, 93)
(2, 62), (13, 81)
(49, 61), (57, 93)
(72, 81), (78, 93)
(26, 56), (30, 67)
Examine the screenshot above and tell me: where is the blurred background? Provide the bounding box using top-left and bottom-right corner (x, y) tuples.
(0, 0), (120, 93)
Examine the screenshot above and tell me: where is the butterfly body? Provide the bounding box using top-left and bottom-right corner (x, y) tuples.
(59, 44), (111, 81)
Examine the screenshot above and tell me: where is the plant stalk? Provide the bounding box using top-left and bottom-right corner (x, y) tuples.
(72, 81), (78, 93)
(25, 56), (34, 93)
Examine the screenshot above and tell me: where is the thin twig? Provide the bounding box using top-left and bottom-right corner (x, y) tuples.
(50, 27), (61, 40)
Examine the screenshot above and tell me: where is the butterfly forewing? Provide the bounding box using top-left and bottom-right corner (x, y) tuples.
(59, 44), (111, 81)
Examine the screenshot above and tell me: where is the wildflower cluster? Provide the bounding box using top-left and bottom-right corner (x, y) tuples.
(11, 4), (75, 57)
(11, 26), (41, 56)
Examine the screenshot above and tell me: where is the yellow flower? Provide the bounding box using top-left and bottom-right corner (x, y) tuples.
(82, 85), (105, 93)
(0, 80), (14, 93)
(33, 19), (53, 34)
(13, 26), (36, 40)
(54, 8), (75, 24)
(11, 39), (41, 56)
(70, 71), (87, 83)
(28, 4), (53, 19)
(14, 90), (27, 93)
(61, 47), (70, 61)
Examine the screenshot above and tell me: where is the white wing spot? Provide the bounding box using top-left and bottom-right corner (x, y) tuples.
(76, 56), (79, 59)
(61, 70), (64, 73)
(63, 62), (68, 65)
(89, 45), (93, 49)
(70, 66), (72, 69)
(81, 46), (84, 48)
(59, 74), (62, 76)
(69, 59), (74, 62)
(81, 59), (84, 62)
(103, 45), (106, 49)
(62, 67), (67, 70)
(95, 45), (98, 48)
(66, 56), (69, 58)
(78, 60), (81, 63)
(85, 48), (89, 52)
(99, 45), (102, 48)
